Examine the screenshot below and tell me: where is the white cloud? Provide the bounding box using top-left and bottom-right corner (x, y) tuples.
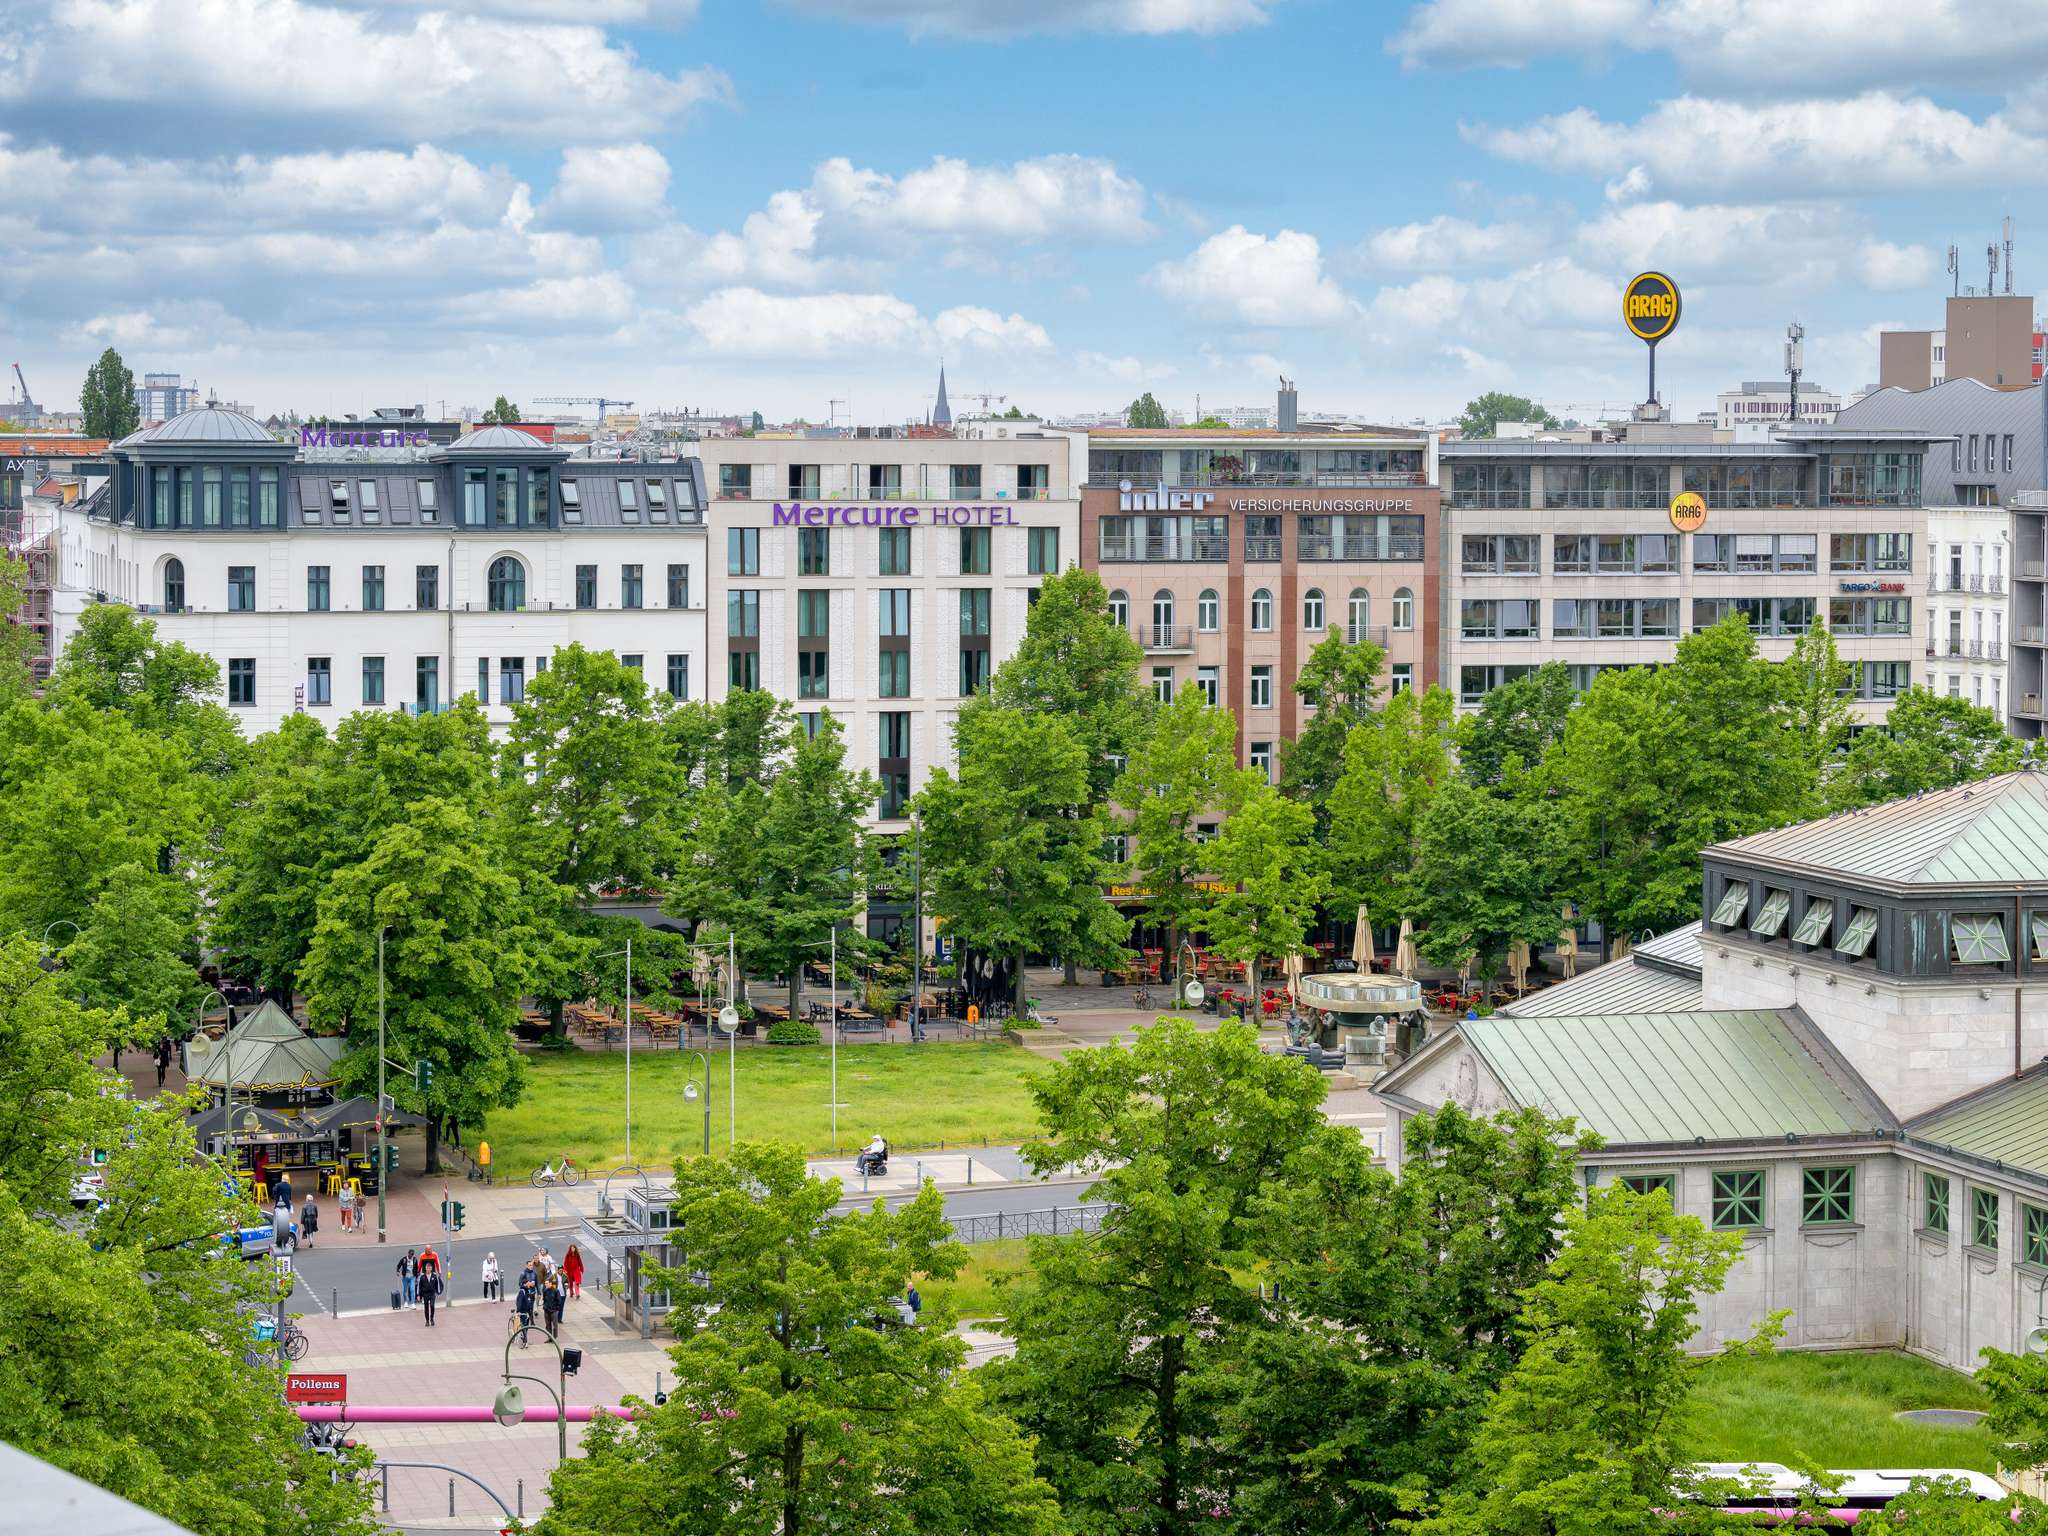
(935, 306), (1053, 352)
(370, 0), (699, 20)
(1, 0), (735, 144)
(1391, 0), (2048, 94)
(1077, 351), (1174, 383)
(811, 154), (1151, 244)
(1859, 240), (1937, 291)
(448, 274), (636, 329)
(1150, 226), (1356, 327)
(1575, 200), (1843, 284)
(683, 288), (928, 359)
(1469, 94), (2048, 196)
(786, 0), (1276, 39)
(543, 144), (673, 231)
(1359, 214), (1539, 271)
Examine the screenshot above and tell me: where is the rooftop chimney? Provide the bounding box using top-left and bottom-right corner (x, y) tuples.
(1277, 376), (1298, 431)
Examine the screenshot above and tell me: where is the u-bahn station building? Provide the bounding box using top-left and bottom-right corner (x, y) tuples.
(1380, 772), (2048, 1371)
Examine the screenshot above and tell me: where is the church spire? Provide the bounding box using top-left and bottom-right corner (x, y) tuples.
(933, 362), (952, 428)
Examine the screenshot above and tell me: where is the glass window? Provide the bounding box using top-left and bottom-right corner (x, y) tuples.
(878, 650), (910, 698)
(799, 528), (829, 575)
(1711, 1169), (1766, 1230)
(719, 464), (752, 499)
(1972, 1188), (2000, 1250)
(1791, 900), (1833, 947)
(730, 651), (760, 690)
(728, 590), (759, 638)
(358, 480), (379, 520)
(257, 470), (279, 528)
(416, 656), (439, 712)
(644, 480), (667, 521)
(499, 656), (526, 705)
(1028, 527), (1060, 574)
(1554, 534), (1593, 573)
(960, 527), (991, 575)
(417, 565), (440, 610)
(959, 648), (990, 695)
(728, 527), (759, 576)
(1249, 741), (1273, 780)
(1953, 914), (2010, 964)
(620, 653), (643, 673)
(362, 565), (384, 612)
(488, 556), (525, 612)
(1303, 588), (1325, 631)
(798, 650), (829, 699)
(227, 657), (255, 706)
(879, 589), (912, 637)
(1711, 883), (1751, 927)
(1392, 587), (1414, 631)
(2027, 1204), (2048, 1267)
(621, 565), (643, 609)
(1619, 1173), (1675, 1198)
(305, 657), (332, 707)
(555, 479), (577, 522)
(492, 470), (516, 526)
(666, 654), (689, 701)
(959, 589), (991, 636)
(162, 559), (185, 613)
(362, 656), (385, 706)
(229, 470), (251, 527)
(798, 589), (830, 638)
(417, 478), (441, 522)
(1153, 666), (1174, 704)
(1925, 1172), (1950, 1234)
(664, 563), (689, 609)
(1108, 589), (1130, 628)
(1250, 588), (1273, 631)
(1838, 907), (1878, 956)
(1751, 889), (1791, 937)
(1197, 589), (1219, 631)
(2031, 914), (2048, 962)
(1801, 1166), (1855, 1225)
(462, 469), (487, 526)
(1250, 665), (1273, 709)
(879, 528), (911, 576)
(306, 566), (330, 612)
(575, 565), (597, 609)
(618, 479), (640, 522)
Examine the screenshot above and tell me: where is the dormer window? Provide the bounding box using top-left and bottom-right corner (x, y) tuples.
(619, 480), (640, 523)
(1711, 883), (1750, 927)
(646, 480), (669, 523)
(1837, 906), (1878, 957)
(417, 479), (439, 523)
(358, 480), (380, 524)
(561, 480), (583, 524)
(329, 480), (351, 522)
(1791, 900), (1833, 947)
(1953, 914), (2010, 965)
(1750, 889), (1791, 937)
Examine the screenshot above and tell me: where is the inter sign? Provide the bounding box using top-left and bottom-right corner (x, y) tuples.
(1623, 272), (1682, 343)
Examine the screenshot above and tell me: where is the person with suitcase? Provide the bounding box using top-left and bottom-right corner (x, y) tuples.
(396, 1249), (418, 1308)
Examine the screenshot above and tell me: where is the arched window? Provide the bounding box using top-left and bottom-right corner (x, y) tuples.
(1348, 588), (1371, 642)
(488, 556), (526, 612)
(1392, 586), (1415, 632)
(1151, 588), (1175, 643)
(1303, 587), (1325, 631)
(1197, 589), (1219, 632)
(1108, 588), (1130, 628)
(1250, 588), (1273, 631)
(163, 558), (185, 614)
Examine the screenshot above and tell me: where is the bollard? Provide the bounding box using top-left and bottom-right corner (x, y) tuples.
(331, 1288), (338, 1317)
(449, 1477), (456, 1517)
(518, 1479), (524, 1517)
(967, 1158), (974, 1186)
(544, 1191), (550, 1223)
(381, 1466), (390, 1513)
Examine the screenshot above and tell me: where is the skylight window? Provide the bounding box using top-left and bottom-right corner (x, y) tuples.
(1711, 884), (1750, 927)
(1750, 889), (1791, 937)
(1837, 907), (1878, 957)
(1953, 914), (2010, 965)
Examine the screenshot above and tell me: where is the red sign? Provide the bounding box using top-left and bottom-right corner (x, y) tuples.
(285, 1373), (347, 1404)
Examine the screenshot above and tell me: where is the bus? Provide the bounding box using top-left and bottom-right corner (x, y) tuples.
(1696, 1463), (2009, 1522)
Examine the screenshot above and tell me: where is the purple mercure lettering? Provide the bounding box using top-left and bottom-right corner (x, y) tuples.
(771, 502), (801, 525)
(299, 427), (327, 447)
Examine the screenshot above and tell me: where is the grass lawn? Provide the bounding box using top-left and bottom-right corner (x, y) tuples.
(925, 1239), (1033, 1321)
(1684, 1350), (2002, 1472)
(484, 1039), (1053, 1174)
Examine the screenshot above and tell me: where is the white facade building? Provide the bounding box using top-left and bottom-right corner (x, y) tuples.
(1715, 380), (1842, 429)
(1924, 505), (2012, 715)
(43, 412), (706, 735)
(135, 373), (202, 425)
(694, 432), (1078, 835)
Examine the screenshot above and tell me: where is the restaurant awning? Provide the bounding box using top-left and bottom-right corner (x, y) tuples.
(302, 1095), (426, 1134)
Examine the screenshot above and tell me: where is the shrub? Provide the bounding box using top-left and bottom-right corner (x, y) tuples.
(765, 1018), (822, 1046)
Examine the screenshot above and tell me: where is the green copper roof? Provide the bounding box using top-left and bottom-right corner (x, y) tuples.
(1500, 957), (1703, 1017)
(1710, 773), (2048, 888)
(1462, 1010), (1880, 1145)
(1910, 1070), (2048, 1178)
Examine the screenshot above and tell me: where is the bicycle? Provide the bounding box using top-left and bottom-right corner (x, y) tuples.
(1133, 986), (1155, 1009)
(279, 1318), (310, 1362)
(530, 1155), (582, 1190)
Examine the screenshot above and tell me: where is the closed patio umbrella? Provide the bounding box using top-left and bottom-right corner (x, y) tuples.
(1609, 930), (1634, 963)
(1350, 904), (1374, 974)
(1394, 918), (1417, 980)
(1507, 939), (1530, 995)
(1557, 906), (1579, 980)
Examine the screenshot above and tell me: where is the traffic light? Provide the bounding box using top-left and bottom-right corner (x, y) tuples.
(385, 1145), (399, 1172)
(452, 1200), (465, 1231)
(415, 1059), (433, 1093)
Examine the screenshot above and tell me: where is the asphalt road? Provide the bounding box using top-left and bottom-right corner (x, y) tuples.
(282, 1176), (1101, 1315)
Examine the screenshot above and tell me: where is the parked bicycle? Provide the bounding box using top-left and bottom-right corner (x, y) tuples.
(530, 1155), (583, 1190)
(1133, 986), (1154, 1009)
(278, 1317), (310, 1361)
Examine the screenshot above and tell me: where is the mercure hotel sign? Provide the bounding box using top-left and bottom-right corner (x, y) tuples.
(770, 502), (1023, 526)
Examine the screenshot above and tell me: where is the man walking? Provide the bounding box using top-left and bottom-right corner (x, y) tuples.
(154, 1035), (172, 1090)
(420, 1255), (442, 1327)
(397, 1248), (418, 1308)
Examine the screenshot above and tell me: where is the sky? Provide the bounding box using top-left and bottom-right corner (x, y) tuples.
(2, 0), (2045, 427)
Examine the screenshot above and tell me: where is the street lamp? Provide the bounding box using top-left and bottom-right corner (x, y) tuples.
(796, 928), (844, 1150)
(596, 938), (635, 1163)
(495, 1324), (581, 1466)
(680, 1051), (712, 1156)
(40, 917), (79, 954)
(376, 926), (389, 1244)
(192, 987), (230, 1174)
(1175, 940), (1205, 1011)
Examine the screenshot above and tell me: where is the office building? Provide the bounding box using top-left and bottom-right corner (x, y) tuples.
(1378, 772), (2048, 1372)
(694, 431), (1077, 842)
(135, 373), (202, 425)
(1441, 429), (1932, 718)
(1714, 380), (1841, 429)
(1077, 425), (1441, 779)
(37, 410), (706, 734)
(1879, 295), (2044, 392)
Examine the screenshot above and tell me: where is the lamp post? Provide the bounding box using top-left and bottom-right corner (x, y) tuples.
(680, 1050), (711, 1156)
(493, 1325), (580, 1467)
(40, 917), (79, 954)
(193, 987), (229, 1170)
(911, 816), (925, 1043)
(376, 926), (388, 1245)
(797, 928), (843, 1150)
(597, 938), (635, 1162)
(1175, 939), (1204, 1011)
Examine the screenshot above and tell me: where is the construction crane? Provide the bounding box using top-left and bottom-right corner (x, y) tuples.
(9, 363), (36, 425)
(532, 395), (635, 424)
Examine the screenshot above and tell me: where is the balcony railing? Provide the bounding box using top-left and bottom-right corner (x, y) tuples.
(1347, 624), (1391, 647)
(1929, 573), (2008, 594)
(1244, 536), (1282, 562)
(1135, 623), (1195, 653)
(1098, 536), (1230, 562)
(2021, 625), (2047, 645)
(1088, 471), (1424, 490)
(1297, 536), (1427, 562)
(2022, 560), (2045, 580)
(1447, 491), (1532, 508)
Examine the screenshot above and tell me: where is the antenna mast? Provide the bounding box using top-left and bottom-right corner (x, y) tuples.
(1784, 322), (1804, 425)
(1948, 245), (1960, 297)
(2005, 215), (2015, 295)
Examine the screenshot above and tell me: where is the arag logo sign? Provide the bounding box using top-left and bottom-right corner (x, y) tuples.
(1622, 272), (1682, 343)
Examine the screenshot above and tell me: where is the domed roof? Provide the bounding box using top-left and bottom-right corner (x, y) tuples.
(142, 407), (278, 445)
(443, 424), (555, 453)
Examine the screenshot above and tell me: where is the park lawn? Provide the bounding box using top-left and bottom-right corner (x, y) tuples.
(1683, 1349), (2002, 1473)
(925, 1239), (1033, 1322)
(484, 1039), (1053, 1175)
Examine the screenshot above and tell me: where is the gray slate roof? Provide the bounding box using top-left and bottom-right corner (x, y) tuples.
(1835, 377), (2043, 500)
(1458, 1009), (1886, 1145)
(1710, 772), (2048, 889)
(285, 463), (703, 532)
(1635, 921), (1704, 975)
(142, 407), (277, 444)
(442, 425), (559, 454)
(1500, 956), (1703, 1017)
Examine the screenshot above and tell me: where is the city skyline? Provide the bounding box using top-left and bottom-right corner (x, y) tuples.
(5, 1), (2048, 423)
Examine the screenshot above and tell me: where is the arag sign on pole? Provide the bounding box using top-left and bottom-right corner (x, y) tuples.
(1623, 272), (1682, 407)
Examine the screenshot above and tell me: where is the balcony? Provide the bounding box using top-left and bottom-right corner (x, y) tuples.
(1347, 624), (1391, 648)
(2021, 625), (2046, 645)
(1089, 470), (1425, 490)
(1135, 623), (1195, 654)
(2024, 560), (2046, 580)
(1447, 491), (1532, 509)
(1297, 536), (1427, 562)
(1244, 535), (1282, 562)
(1099, 536), (1230, 563)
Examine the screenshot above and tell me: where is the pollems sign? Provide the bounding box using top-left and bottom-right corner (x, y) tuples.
(770, 502), (1022, 527)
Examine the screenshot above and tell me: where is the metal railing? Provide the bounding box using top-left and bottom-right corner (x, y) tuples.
(950, 1205), (1104, 1244)
(1135, 623), (1195, 651)
(1087, 471), (1423, 490)
(1297, 536), (1427, 562)
(1446, 491), (1532, 508)
(1347, 624), (1391, 647)
(1243, 536), (1282, 562)
(1098, 536), (1229, 562)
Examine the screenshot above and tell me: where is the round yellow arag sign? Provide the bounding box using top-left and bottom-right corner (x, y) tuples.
(1624, 272), (1682, 343)
(1669, 491), (1707, 533)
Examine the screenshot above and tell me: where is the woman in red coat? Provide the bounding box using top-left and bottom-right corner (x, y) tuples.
(563, 1242), (585, 1300)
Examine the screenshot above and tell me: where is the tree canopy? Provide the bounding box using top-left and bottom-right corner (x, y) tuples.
(80, 347), (140, 441)
(1828, 686), (2024, 809)
(480, 394), (522, 424)
(1457, 391), (1558, 439)
(1125, 391), (1170, 428)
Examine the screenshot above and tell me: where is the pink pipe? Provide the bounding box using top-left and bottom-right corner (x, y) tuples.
(295, 1405), (637, 1423)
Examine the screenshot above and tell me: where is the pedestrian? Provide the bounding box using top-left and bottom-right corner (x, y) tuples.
(541, 1275), (564, 1339)
(397, 1248), (418, 1308)
(420, 1242), (440, 1277)
(515, 1271), (536, 1344)
(905, 1282), (921, 1320)
(154, 1035), (172, 1090)
(301, 1193), (319, 1248)
(563, 1242), (584, 1301)
(420, 1258), (442, 1327)
(273, 1171), (293, 1213)
(482, 1251), (501, 1303)
(338, 1182), (354, 1233)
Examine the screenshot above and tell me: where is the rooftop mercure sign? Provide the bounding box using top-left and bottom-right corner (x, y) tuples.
(770, 502), (1021, 526)
(300, 427), (430, 448)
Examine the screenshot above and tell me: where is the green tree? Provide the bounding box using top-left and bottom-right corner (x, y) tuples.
(480, 394), (522, 424)
(989, 565), (1152, 803)
(1415, 1184), (1770, 1536)
(1190, 415), (1231, 429)
(1553, 616), (1814, 943)
(80, 346), (140, 440)
(1457, 660), (1576, 789)
(1112, 688), (1240, 976)
(1409, 775), (1563, 980)
(1125, 391), (1170, 428)
(539, 1143), (1061, 1536)
(1828, 686), (2023, 810)
(1001, 404), (1028, 419)
(1203, 776), (1326, 999)
(986, 1020), (1341, 1536)
(0, 937), (376, 1535)
(1324, 683), (1458, 920)
(1456, 391), (1558, 439)
(301, 797), (535, 1170)
(43, 602), (242, 778)
(1778, 616), (1855, 806)
(916, 704), (1130, 1009)
(57, 862), (203, 1048)
(0, 552), (40, 707)
(1279, 626), (1388, 827)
